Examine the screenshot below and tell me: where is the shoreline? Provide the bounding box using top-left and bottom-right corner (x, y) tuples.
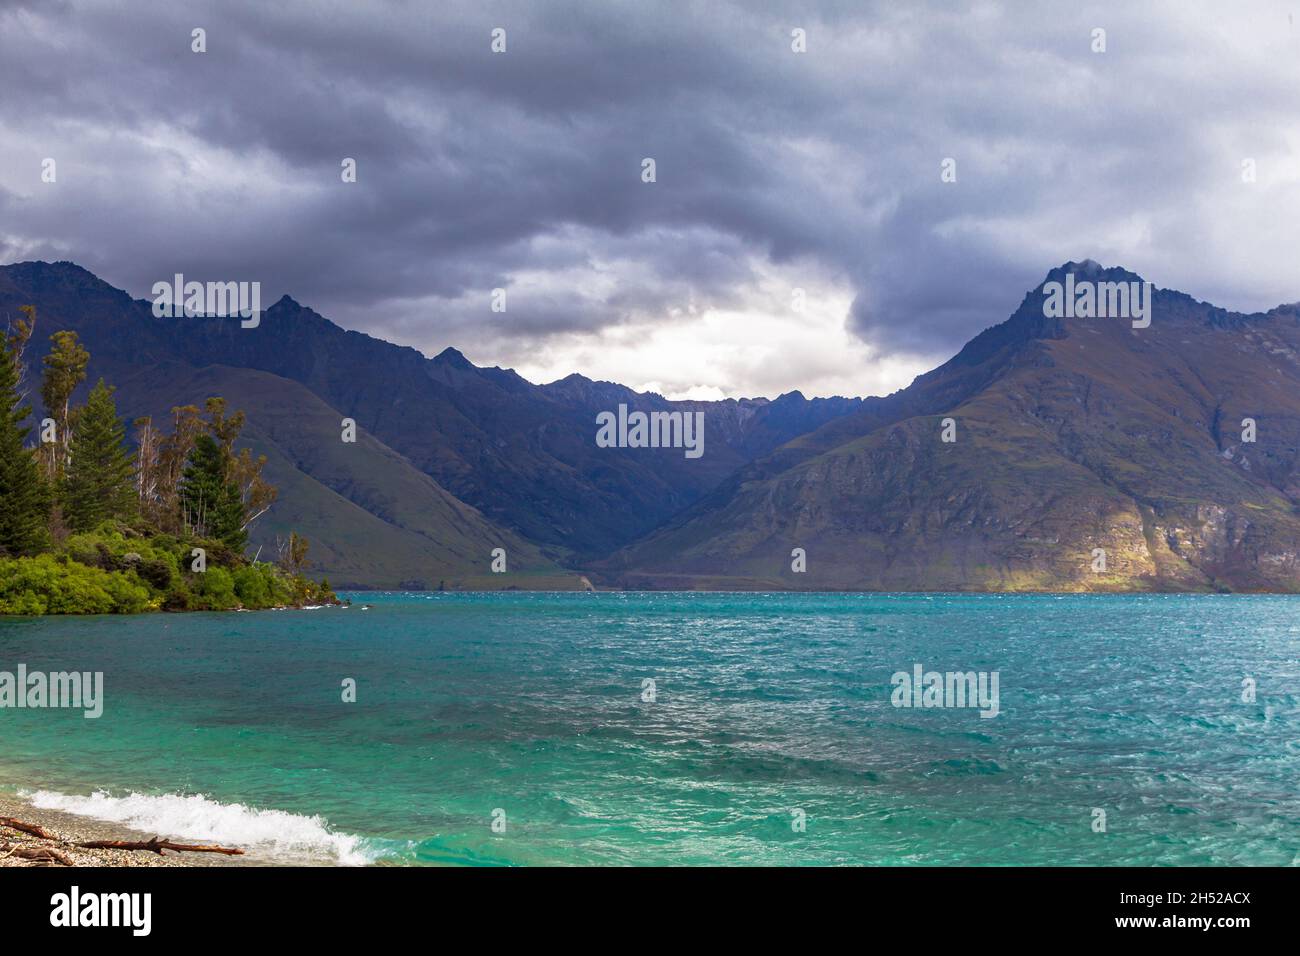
(0, 791), (266, 867)
(4, 590), (1298, 619)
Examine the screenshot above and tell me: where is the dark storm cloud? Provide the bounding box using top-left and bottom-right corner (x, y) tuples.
(1, 0), (1297, 393)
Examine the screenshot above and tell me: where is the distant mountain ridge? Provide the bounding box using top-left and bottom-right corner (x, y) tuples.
(0, 261), (861, 586)
(2, 259), (1297, 591)
(600, 262), (1300, 591)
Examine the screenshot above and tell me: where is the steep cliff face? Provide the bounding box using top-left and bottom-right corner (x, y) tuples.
(600, 265), (1300, 591)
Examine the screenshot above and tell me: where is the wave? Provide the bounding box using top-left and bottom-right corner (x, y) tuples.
(20, 788), (377, 866)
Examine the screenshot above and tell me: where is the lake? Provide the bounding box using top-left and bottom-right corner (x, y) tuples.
(1, 592), (1296, 865)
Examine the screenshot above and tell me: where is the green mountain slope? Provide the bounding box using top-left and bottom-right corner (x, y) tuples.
(106, 361), (584, 590)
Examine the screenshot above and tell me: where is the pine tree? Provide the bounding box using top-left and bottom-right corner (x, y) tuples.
(179, 432), (246, 551)
(63, 379), (137, 532)
(173, 398), (269, 553)
(0, 315), (50, 555)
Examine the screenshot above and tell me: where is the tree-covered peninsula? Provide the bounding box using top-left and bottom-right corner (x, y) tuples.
(0, 306), (335, 614)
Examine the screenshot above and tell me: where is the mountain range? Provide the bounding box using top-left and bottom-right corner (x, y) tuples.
(2, 259), (1297, 592)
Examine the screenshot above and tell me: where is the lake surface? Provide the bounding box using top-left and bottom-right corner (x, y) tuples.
(1, 593), (1296, 865)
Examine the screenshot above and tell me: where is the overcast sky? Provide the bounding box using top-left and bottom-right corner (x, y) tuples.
(1, 1), (1297, 399)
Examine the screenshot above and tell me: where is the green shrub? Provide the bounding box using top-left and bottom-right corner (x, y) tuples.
(191, 566), (238, 610)
(137, 556), (176, 591)
(232, 564), (272, 607)
(1, 527), (336, 615)
(99, 567), (154, 613)
(0, 554), (151, 615)
(162, 583), (194, 612)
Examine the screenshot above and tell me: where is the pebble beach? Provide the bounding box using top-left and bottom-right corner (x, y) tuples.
(0, 792), (258, 867)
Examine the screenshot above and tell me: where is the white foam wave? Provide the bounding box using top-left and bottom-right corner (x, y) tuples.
(21, 788), (374, 866)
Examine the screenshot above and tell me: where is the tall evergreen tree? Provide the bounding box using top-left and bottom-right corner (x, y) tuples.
(0, 316), (50, 555)
(39, 330), (89, 481)
(179, 432), (246, 550)
(63, 379), (137, 532)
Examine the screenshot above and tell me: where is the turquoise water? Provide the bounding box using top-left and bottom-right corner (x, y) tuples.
(1, 593), (1297, 866)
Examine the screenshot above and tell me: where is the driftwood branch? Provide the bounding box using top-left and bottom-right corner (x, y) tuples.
(0, 816), (58, 840)
(0, 844), (75, 866)
(77, 837), (245, 856)
(2, 816), (244, 860)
